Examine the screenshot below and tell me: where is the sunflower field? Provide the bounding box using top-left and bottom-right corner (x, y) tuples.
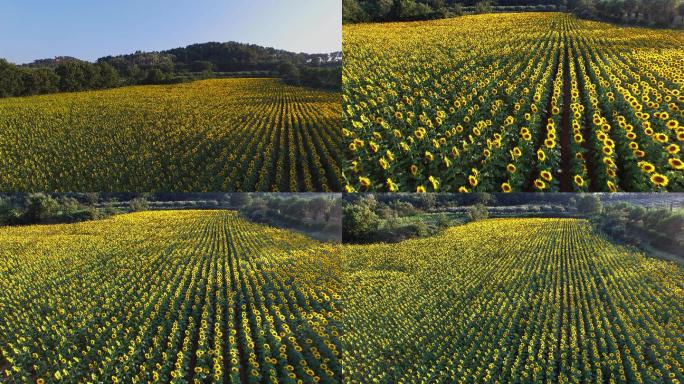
(0, 78), (343, 192)
(343, 13), (684, 193)
(0, 210), (342, 383)
(343, 218), (684, 383)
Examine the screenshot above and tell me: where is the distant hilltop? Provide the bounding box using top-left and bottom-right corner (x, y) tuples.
(20, 41), (342, 70)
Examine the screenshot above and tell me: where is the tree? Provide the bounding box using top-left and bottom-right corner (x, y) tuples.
(129, 197), (149, 212)
(475, 0), (493, 13)
(576, 194), (602, 216)
(191, 60), (214, 72)
(97, 62), (120, 88)
(343, 0), (369, 22)
(415, 193), (437, 210)
(279, 61), (301, 85)
(468, 204), (489, 221)
(0, 59), (24, 97)
(343, 204), (380, 240)
(145, 68), (165, 84)
(83, 192), (100, 206)
(59, 197), (81, 214)
(24, 193), (59, 222)
(231, 193), (252, 208)
(309, 197), (330, 221)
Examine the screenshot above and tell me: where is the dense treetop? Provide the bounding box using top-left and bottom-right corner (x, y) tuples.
(0, 41), (342, 98)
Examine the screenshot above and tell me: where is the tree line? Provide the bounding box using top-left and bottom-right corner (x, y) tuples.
(343, 0), (565, 22)
(343, 0), (684, 27)
(0, 42), (342, 98)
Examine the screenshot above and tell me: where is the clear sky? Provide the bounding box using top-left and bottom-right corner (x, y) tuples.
(0, 0), (341, 64)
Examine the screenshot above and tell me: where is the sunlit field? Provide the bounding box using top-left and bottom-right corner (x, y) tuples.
(0, 78), (344, 192)
(343, 13), (684, 193)
(0, 211), (342, 383)
(343, 218), (684, 383)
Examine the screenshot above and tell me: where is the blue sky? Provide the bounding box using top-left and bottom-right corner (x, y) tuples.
(0, 0), (341, 64)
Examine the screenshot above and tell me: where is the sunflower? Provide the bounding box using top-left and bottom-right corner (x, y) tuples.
(344, 185), (356, 193)
(379, 157), (389, 170)
(654, 133), (669, 143)
(666, 144), (680, 154)
(451, 146), (460, 157)
(416, 185), (426, 193)
(537, 149), (546, 162)
(544, 139), (555, 148)
(639, 161), (656, 173)
(668, 158), (684, 170)
(574, 175), (584, 187)
(468, 175), (478, 187)
(507, 164), (517, 173)
(607, 180), (618, 192)
(540, 170), (552, 181)
(359, 177), (371, 187)
(387, 178), (399, 192)
(501, 182), (512, 193)
(425, 151), (434, 162)
(369, 141), (379, 153)
(410, 164), (418, 176)
(458, 186), (469, 193)
(650, 173), (669, 187)
(429, 176), (439, 190)
(533, 179), (546, 190)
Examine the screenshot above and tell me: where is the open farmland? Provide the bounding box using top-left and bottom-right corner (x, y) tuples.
(0, 78), (343, 192)
(343, 218), (684, 383)
(0, 211), (341, 383)
(343, 13), (684, 193)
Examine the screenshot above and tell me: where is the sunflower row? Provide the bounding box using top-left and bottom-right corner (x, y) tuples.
(0, 210), (342, 383)
(342, 12), (683, 192)
(342, 218), (684, 383)
(0, 78), (344, 192)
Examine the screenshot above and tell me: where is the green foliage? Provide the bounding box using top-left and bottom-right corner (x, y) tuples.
(475, 0), (493, 13)
(129, 197), (150, 212)
(24, 193), (60, 222)
(231, 193), (253, 208)
(467, 204), (489, 221)
(572, 0), (683, 27)
(1, 42), (341, 98)
(575, 194), (603, 216)
(590, 202), (684, 255)
(343, 204), (381, 241)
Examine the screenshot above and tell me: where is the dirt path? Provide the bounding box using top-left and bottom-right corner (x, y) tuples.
(559, 40), (572, 191)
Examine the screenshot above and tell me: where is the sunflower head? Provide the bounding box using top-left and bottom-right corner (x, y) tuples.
(650, 173), (669, 187)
